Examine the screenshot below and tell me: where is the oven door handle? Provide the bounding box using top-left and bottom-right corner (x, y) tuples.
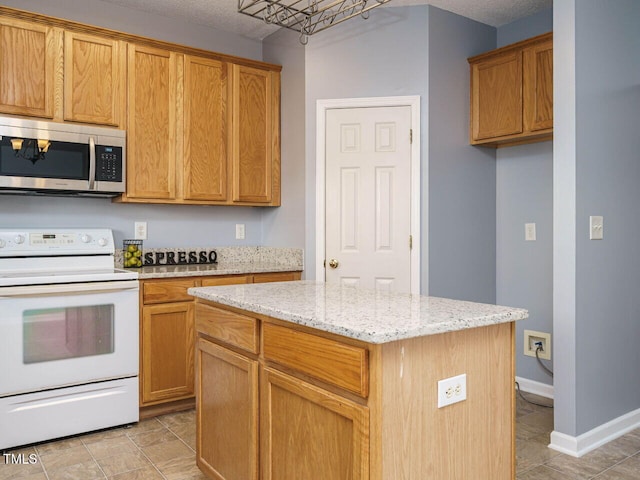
(0, 280), (139, 298)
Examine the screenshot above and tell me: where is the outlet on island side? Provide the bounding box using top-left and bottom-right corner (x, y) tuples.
(437, 373), (467, 408)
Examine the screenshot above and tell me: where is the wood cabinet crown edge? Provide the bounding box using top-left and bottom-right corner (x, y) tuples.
(467, 31), (552, 64)
(0, 6), (281, 72)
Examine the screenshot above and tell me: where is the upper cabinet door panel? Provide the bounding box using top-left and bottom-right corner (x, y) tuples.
(523, 39), (553, 132)
(64, 32), (125, 127)
(471, 50), (522, 141)
(183, 56), (229, 202)
(127, 44), (178, 200)
(0, 18), (59, 118)
(232, 65), (273, 204)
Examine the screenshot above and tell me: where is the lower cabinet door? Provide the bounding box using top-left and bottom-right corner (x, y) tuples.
(141, 302), (194, 404)
(196, 338), (258, 480)
(261, 367), (370, 480)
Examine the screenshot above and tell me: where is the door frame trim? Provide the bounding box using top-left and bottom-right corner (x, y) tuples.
(315, 96), (423, 295)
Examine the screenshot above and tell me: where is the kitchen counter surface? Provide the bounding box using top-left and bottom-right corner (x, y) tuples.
(135, 262), (302, 279)
(188, 280), (528, 344)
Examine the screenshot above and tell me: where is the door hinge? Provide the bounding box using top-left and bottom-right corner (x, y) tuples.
(409, 235), (413, 250)
(323, 259), (326, 268)
(410, 129), (413, 144)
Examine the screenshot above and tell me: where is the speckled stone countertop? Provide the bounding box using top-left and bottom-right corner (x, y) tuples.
(188, 280), (528, 344)
(118, 246), (303, 279)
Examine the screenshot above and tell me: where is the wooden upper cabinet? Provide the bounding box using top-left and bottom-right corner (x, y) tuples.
(183, 56), (229, 202)
(0, 18), (59, 118)
(469, 32), (552, 147)
(232, 65), (280, 205)
(126, 44), (178, 200)
(63, 32), (126, 127)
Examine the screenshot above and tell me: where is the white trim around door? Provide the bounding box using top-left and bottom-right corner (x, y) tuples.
(315, 95), (423, 295)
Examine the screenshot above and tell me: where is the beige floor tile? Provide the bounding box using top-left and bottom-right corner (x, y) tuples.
(155, 455), (202, 480)
(35, 437), (85, 455)
(518, 465), (578, 479)
(0, 460), (45, 480)
(84, 437), (136, 461)
(141, 439), (193, 465)
(96, 450), (151, 477)
(121, 418), (164, 435)
(46, 459), (105, 480)
(157, 410), (195, 429)
(80, 428), (127, 446)
(0, 471), (48, 480)
(128, 428), (177, 448)
(168, 423), (196, 451)
(39, 445), (93, 472)
(592, 454), (640, 479)
(106, 466), (164, 480)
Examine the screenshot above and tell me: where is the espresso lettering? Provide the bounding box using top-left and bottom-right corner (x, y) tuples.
(178, 252), (187, 264)
(189, 252), (197, 264)
(156, 252), (165, 264)
(144, 252), (153, 265)
(208, 251), (217, 263)
(167, 252), (176, 265)
(199, 251), (207, 263)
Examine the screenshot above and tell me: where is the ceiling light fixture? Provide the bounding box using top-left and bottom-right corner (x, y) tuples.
(238, 0), (392, 45)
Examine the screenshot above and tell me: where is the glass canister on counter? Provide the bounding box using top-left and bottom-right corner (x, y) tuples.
(123, 239), (143, 268)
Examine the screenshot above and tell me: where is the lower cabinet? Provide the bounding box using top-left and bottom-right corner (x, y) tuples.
(260, 367), (369, 480)
(196, 338), (258, 480)
(140, 271), (301, 415)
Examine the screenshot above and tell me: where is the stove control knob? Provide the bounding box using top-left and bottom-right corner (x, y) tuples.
(80, 234), (91, 243)
(98, 237), (108, 247)
(14, 234), (25, 244)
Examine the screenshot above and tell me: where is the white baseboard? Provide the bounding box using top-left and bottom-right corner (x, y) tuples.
(515, 376), (554, 399)
(549, 407), (640, 457)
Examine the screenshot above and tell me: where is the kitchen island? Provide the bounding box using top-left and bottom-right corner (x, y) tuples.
(189, 281), (528, 480)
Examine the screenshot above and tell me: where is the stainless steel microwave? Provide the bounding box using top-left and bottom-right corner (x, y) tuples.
(0, 116), (126, 197)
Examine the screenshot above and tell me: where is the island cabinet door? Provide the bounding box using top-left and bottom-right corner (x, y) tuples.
(196, 338), (258, 480)
(260, 367), (369, 480)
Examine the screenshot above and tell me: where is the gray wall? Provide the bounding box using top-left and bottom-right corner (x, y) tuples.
(554, 0), (640, 438)
(0, 0), (269, 249)
(262, 29), (306, 251)
(428, 7), (496, 303)
(573, 0), (640, 434)
(495, 9), (553, 386)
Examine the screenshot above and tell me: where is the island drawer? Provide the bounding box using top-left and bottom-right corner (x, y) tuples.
(143, 279), (197, 304)
(195, 303), (259, 354)
(201, 275), (252, 286)
(262, 323), (369, 398)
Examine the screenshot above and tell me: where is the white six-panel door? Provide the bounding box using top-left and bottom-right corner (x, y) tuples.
(325, 106), (412, 293)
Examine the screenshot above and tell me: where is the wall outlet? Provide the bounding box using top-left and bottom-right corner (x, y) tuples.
(235, 224), (245, 240)
(134, 222), (147, 240)
(525, 223), (537, 241)
(437, 373), (467, 408)
(590, 215), (603, 240)
(524, 329), (551, 360)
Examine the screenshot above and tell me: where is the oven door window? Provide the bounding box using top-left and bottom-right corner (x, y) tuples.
(23, 305), (114, 364)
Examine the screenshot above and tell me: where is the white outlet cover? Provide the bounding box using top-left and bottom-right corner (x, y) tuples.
(134, 222), (147, 240)
(525, 223), (537, 241)
(590, 216), (603, 240)
(437, 373), (467, 408)
(235, 224), (245, 240)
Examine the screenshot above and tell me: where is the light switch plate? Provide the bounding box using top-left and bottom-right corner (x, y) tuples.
(525, 223), (536, 241)
(235, 224), (245, 240)
(134, 222), (147, 240)
(590, 216), (603, 240)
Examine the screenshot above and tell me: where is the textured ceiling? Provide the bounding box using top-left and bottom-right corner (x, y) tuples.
(98, 0), (553, 40)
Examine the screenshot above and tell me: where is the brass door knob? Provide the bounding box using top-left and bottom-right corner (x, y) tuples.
(328, 259), (339, 269)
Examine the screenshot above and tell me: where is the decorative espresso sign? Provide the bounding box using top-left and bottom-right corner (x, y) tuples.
(143, 249), (218, 266)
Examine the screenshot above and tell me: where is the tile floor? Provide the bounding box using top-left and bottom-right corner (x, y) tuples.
(2, 396), (640, 480)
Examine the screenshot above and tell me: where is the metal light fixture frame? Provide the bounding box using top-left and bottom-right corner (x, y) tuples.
(238, 0), (392, 44)
(11, 138), (51, 165)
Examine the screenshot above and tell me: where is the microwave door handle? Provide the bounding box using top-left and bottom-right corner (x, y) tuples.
(89, 136), (96, 190)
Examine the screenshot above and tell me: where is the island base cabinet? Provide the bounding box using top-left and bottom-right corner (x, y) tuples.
(196, 338), (258, 480)
(260, 367), (369, 480)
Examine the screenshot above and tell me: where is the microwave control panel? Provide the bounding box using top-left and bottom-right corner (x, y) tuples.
(96, 145), (123, 182)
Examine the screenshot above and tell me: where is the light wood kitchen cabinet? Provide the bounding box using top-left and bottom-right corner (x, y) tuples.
(469, 32), (552, 147)
(0, 17), (59, 119)
(261, 367), (369, 480)
(63, 31), (126, 127)
(126, 44), (179, 200)
(231, 64), (280, 205)
(140, 272), (300, 416)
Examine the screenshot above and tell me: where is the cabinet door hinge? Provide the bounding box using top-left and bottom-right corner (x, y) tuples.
(409, 235), (413, 250)
(410, 129), (413, 144)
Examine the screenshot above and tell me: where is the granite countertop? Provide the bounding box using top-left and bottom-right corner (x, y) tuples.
(135, 262), (302, 279)
(188, 280), (528, 344)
